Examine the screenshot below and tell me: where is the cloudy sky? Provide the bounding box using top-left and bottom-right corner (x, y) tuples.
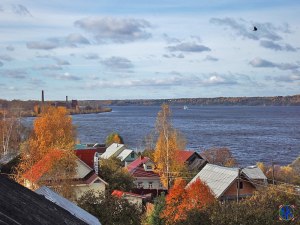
(1, 0), (300, 100)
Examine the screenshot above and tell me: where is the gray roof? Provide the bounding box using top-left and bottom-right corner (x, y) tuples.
(188, 164), (239, 198)
(36, 186), (101, 225)
(117, 149), (135, 161)
(0, 175), (87, 225)
(101, 143), (125, 159)
(242, 166), (267, 180)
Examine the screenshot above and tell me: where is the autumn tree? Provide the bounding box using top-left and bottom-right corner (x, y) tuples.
(201, 147), (237, 167)
(78, 190), (142, 225)
(106, 132), (124, 147)
(162, 178), (215, 225)
(183, 178), (215, 212)
(154, 104), (186, 189)
(99, 156), (135, 192)
(0, 109), (26, 157)
(143, 193), (166, 225)
(209, 184), (300, 225)
(14, 106), (77, 198)
(162, 178), (187, 225)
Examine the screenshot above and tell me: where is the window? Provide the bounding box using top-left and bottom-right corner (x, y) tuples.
(131, 152), (135, 158)
(137, 182), (143, 188)
(148, 182), (153, 189)
(146, 165), (152, 170)
(237, 181), (243, 189)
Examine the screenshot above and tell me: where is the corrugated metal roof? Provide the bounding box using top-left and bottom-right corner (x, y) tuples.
(127, 157), (151, 172)
(242, 166), (267, 180)
(117, 149), (135, 161)
(188, 164), (238, 198)
(101, 143), (125, 159)
(36, 186), (101, 225)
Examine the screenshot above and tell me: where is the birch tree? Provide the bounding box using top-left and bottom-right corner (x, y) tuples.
(0, 109), (24, 157)
(154, 104), (186, 189)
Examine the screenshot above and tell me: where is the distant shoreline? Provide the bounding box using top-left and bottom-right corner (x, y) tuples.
(1, 95), (300, 113)
(78, 94), (300, 106)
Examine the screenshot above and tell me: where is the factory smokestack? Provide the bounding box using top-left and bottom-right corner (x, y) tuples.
(66, 96), (68, 103)
(42, 90), (44, 104)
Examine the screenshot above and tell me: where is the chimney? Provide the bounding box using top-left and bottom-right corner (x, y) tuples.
(66, 96), (68, 103)
(41, 90), (44, 104)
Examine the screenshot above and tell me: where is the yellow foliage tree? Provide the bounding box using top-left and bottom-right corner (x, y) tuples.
(28, 106), (76, 163)
(15, 106), (77, 198)
(154, 104), (186, 189)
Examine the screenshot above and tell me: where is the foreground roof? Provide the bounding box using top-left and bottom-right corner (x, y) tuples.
(188, 164), (238, 198)
(0, 175), (87, 225)
(36, 186), (101, 225)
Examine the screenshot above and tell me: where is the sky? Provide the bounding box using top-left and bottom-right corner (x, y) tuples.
(0, 0), (300, 100)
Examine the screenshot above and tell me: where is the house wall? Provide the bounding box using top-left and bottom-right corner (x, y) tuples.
(124, 195), (143, 211)
(222, 179), (256, 200)
(123, 153), (138, 164)
(74, 182), (106, 199)
(134, 177), (165, 190)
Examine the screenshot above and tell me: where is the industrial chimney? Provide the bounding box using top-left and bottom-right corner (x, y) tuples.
(42, 90), (44, 104)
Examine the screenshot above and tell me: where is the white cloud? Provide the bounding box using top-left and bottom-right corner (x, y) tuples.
(74, 17), (152, 43)
(167, 42), (211, 52)
(210, 17), (289, 41)
(260, 40), (297, 52)
(100, 56), (134, 70)
(0, 54), (14, 61)
(249, 58), (299, 70)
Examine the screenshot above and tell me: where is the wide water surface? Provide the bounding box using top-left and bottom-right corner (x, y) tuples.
(71, 105), (300, 166)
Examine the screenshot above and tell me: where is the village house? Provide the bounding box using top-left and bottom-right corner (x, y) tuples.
(100, 143), (138, 166)
(127, 156), (167, 196)
(177, 150), (207, 172)
(112, 190), (146, 211)
(23, 149), (108, 199)
(188, 163), (267, 201)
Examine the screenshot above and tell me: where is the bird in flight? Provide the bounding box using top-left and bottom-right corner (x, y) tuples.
(253, 26), (258, 31)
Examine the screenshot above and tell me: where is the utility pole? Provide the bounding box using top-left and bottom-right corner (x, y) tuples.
(272, 161), (275, 185)
(237, 168), (241, 203)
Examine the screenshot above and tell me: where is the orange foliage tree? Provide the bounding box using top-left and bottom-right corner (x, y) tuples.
(105, 132), (124, 147)
(28, 106), (75, 163)
(154, 104), (186, 189)
(15, 106), (77, 195)
(162, 178), (215, 225)
(162, 178), (187, 224)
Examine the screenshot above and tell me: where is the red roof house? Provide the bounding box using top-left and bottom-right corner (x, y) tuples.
(23, 149), (108, 199)
(127, 156), (167, 197)
(177, 150), (207, 172)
